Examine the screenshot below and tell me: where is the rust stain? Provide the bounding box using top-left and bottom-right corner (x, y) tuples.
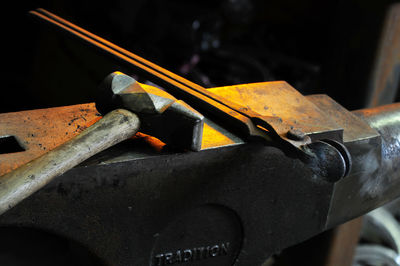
(209, 81), (341, 138)
(0, 103), (240, 175)
(0, 103), (101, 175)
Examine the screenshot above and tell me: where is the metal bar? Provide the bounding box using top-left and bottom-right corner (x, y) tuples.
(0, 109), (139, 215)
(29, 9), (272, 141)
(34, 8), (215, 104)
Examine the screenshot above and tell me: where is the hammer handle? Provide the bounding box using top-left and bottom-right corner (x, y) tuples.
(0, 109), (140, 215)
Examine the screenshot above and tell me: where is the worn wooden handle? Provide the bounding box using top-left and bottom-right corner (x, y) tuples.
(0, 109), (140, 215)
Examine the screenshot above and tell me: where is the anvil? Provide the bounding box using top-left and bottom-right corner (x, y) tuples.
(0, 8), (399, 266)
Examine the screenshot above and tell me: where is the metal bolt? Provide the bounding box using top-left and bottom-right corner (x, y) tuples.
(286, 129), (306, 141)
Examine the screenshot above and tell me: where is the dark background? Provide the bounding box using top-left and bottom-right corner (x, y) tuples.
(1, 0), (399, 113)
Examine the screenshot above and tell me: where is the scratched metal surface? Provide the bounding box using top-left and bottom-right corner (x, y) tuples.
(0, 91), (399, 265)
(0, 103), (101, 175)
(327, 103), (400, 227)
(0, 103), (243, 176)
(210, 81), (344, 143)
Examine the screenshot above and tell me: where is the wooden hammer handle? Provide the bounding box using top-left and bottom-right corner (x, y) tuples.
(0, 109), (140, 215)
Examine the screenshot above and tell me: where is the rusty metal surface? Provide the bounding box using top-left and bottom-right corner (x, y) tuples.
(0, 104), (241, 177)
(0, 109), (140, 215)
(210, 82), (343, 145)
(0, 103), (101, 175)
(366, 3), (400, 107)
(0, 5), (398, 266)
(306, 94), (381, 177)
(29, 8), (272, 148)
(306, 95), (379, 143)
(0, 98), (398, 265)
(30, 8), (347, 156)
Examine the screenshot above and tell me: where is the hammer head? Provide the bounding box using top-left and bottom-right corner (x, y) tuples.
(96, 72), (204, 151)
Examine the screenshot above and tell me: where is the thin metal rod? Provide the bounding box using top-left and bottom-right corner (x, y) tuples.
(29, 9), (269, 139)
(35, 8), (206, 99)
(30, 10), (255, 116)
(33, 8), (264, 119)
(0, 109), (140, 215)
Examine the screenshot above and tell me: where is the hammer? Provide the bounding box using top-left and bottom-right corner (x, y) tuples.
(0, 72), (204, 215)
